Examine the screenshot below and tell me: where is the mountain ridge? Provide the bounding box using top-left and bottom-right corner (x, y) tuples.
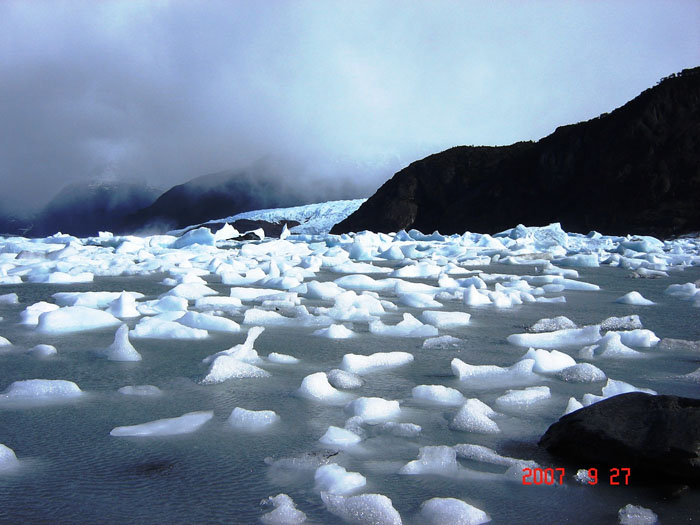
(332, 67), (700, 237)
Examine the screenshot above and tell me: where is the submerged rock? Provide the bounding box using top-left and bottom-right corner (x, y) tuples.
(539, 392), (700, 484)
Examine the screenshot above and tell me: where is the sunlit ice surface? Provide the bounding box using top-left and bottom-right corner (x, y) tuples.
(0, 223), (699, 523)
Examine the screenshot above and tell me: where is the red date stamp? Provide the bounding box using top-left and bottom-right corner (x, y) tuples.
(522, 467), (631, 485)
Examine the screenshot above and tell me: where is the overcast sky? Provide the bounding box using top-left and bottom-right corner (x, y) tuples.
(1, 0), (698, 213)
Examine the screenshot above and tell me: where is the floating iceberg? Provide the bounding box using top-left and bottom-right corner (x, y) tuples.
(110, 411), (213, 437)
(37, 306), (121, 334)
(227, 407), (280, 431)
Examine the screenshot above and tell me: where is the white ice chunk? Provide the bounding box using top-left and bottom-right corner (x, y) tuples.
(420, 311), (471, 328)
(377, 422), (421, 437)
(555, 254), (600, 268)
(507, 326), (601, 349)
(453, 443), (537, 469)
(140, 295), (189, 314)
(369, 313), (438, 338)
(201, 356), (271, 384)
(267, 352), (299, 364)
(495, 386), (551, 411)
(564, 397), (584, 415)
(0, 293), (19, 305)
(582, 379), (656, 406)
(521, 348), (576, 373)
(664, 282), (699, 299)
(227, 407), (280, 431)
(321, 492), (402, 525)
(106, 292), (141, 318)
(297, 372), (351, 403)
(260, 494), (307, 525)
(0, 443), (20, 471)
(313, 324), (356, 339)
(172, 227), (215, 248)
(202, 326), (265, 364)
(118, 385), (162, 396)
(194, 296), (243, 311)
(451, 358), (535, 384)
(28, 344), (57, 357)
(529, 316), (577, 332)
(615, 291), (655, 306)
(29, 271), (94, 284)
(423, 335), (461, 348)
(334, 274), (395, 292)
(575, 468), (595, 484)
(600, 315), (643, 331)
(341, 352), (414, 375)
(110, 411), (213, 437)
(463, 285), (492, 306)
(400, 445), (460, 475)
(305, 280), (345, 300)
(319, 426), (363, 448)
(243, 308), (294, 326)
(131, 317), (208, 339)
(162, 283), (218, 300)
(37, 306), (121, 334)
(583, 332), (644, 358)
(0, 379), (83, 402)
(556, 363), (606, 383)
(104, 324), (142, 362)
(420, 497), (490, 525)
(20, 301), (60, 325)
(327, 369), (364, 389)
(315, 464), (366, 495)
(177, 311), (240, 332)
(616, 329), (660, 347)
(618, 504), (658, 525)
(213, 223), (239, 242)
(345, 397), (400, 423)
(397, 292), (442, 308)
(449, 399), (500, 434)
(412, 385), (465, 406)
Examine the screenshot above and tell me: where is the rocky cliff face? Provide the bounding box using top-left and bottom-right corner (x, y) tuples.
(333, 68), (700, 237)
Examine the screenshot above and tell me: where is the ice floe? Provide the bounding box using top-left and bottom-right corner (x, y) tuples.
(227, 407), (280, 431)
(260, 494), (307, 524)
(103, 324), (142, 361)
(321, 492), (402, 525)
(340, 352), (414, 375)
(0, 379), (83, 404)
(345, 397), (401, 423)
(419, 497), (490, 525)
(110, 411), (213, 437)
(314, 463), (366, 495)
(297, 372), (351, 404)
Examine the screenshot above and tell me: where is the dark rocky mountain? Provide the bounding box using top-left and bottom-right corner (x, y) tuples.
(333, 67), (700, 238)
(539, 392), (700, 484)
(19, 181), (162, 238)
(120, 162), (316, 233)
(0, 209), (32, 237)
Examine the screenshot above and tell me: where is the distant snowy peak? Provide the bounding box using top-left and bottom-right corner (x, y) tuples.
(204, 199), (367, 235)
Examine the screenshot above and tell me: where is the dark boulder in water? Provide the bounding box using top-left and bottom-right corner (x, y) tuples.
(539, 392), (700, 484)
(333, 67), (700, 237)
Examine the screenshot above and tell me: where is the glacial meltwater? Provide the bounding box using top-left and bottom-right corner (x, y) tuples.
(0, 225), (699, 523)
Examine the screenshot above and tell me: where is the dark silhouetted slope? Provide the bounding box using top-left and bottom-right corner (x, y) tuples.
(28, 181), (162, 237)
(120, 162), (315, 233)
(333, 68), (700, 237)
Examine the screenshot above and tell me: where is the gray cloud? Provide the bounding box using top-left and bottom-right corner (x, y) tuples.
(1, 0), (698, 213)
